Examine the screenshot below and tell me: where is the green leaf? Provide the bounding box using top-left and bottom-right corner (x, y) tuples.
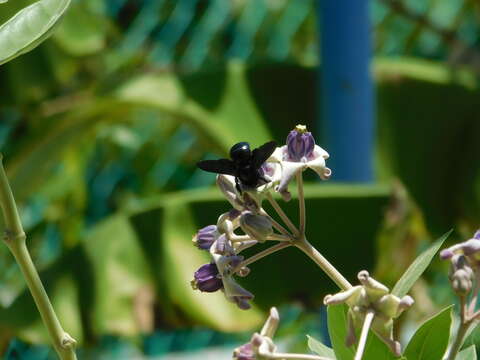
(404, 306), (453, 360)
(463, 323), (480, 350)
(0, 0), (71, 65)
(327, 304), (397, 360)
(391, 230), (452, 298)
(328, 305), (355, 360)
(115, 62), (272, 155)
(81, 215), (153, 336)
(457, 345), (477, 360)
(307, 335), (335, 358)
(53, 0), (105, 56)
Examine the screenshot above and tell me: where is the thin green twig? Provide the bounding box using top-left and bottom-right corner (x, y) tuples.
(0, 154), (77, 360)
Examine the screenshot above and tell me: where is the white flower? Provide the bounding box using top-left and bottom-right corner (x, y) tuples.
(271, 125), (331, 201)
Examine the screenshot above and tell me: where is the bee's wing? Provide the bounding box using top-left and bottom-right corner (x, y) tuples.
(197, 159), (237, 176)
(252, 141), (277, 168)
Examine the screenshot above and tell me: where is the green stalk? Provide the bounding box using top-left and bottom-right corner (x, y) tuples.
(0, 154), (77, 360)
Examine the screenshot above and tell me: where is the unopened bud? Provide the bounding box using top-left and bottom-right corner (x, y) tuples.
(449, 255), (474, 296)
(193, 225), (218, 250)
(191, 263), (223, 293)
(286, 125), (315, 161)
(233, 342), (255, 360)
(240, 212), (273, 243)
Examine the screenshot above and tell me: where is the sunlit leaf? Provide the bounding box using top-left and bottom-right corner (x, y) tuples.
(53, 1), (106, 56)
(457, 345), (477, 360)
(307, 335), (335, 358)
(160, 200), (263, 331)
(82, 215), (153, 336)
(0, 0), (71, 65)
(404, 306), (453, 360)
(391, 230), (451, 298)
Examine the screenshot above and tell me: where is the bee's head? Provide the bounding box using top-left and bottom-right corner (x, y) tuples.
(230, 142), (251, 163)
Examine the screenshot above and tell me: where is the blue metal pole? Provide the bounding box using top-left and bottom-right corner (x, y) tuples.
(317, 0), (374, 182)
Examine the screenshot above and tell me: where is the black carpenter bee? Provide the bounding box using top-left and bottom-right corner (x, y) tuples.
(197, 141), (277, 192)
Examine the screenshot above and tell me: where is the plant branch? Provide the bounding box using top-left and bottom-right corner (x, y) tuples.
(355, 310), (375, 360)
(266, 192), (299, 236)
(444, 296), (473, 360)
(0, 155), (77, 360)
(238, 242), (292, 269)
(469, 267), (480, 313)
(267, 234), (293, 241)
(296, 173), (306, 235)
(260, 209), (291, 237)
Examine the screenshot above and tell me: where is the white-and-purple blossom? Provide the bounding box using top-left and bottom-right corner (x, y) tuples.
(271, 125), (331, 201)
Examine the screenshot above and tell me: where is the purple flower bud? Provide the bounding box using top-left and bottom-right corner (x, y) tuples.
(193, 225), (218, 250)
(192, 263), (223, 292)
(474, 230), (480, 240)
(233, 342), (255, 360)
(440, 249), (454, 260)
(286, 126), (315, 162)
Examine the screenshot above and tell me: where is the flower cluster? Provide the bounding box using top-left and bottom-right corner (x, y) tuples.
(191, 208), (256, 309)
(440, 231), (480, 300)
(191, 125), (331, 309)
(324, 270), (414, 356)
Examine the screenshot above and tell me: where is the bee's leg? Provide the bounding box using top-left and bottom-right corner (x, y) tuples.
(235, 177), (243, 194)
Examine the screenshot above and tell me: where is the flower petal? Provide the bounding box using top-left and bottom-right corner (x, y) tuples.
(269, 146), (285, 163)
(307, 150), (331, 180)
(311, 144), (329, 160)
(276, 161), (306, 200)
(217, 174), (244, 210)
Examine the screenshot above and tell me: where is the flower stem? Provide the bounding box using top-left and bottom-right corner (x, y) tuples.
(267, 234), (293, 241)
(354, 310), (375, 360)
(469, 267), (480, 313)
(0, 155), (77, 360)
(261, 209), (291, 237)
(296, 173), (306, 235)
(238, 242), (291, 269)
(294, 237), (352, 290)
(266, 192), (299, 236)
(444, 296), (472, 360)
(444, 320), (472, 360)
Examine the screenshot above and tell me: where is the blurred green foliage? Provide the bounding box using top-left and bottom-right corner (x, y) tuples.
(1, 0), (480, 358)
